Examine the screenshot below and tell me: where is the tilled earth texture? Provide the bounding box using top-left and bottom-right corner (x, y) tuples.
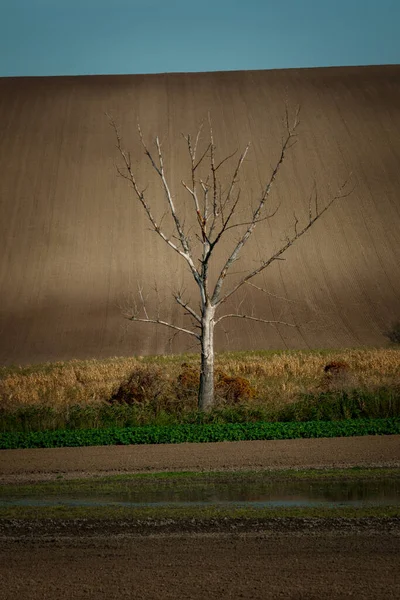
(1, 436), (400, 598)
(0, 528), (399, 600)
(1, 435), (400, 483)
(1, 65), (400, 365)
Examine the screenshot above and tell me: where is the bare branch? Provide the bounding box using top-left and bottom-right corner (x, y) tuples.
(208, 115), (218, 232)
(153, 133), (193, 258)
(193, 125), (203, 157)
(207, 145), (251, 249)
(211, 112), (300, 305)
(215, 313), (298, 327)
(137, 284), (149, 320)
(182, 125), (213, 250)
(207, 189), (242, 250)
(136, 135), (160, 178)
(181, 180), (199, 209)
(193, 143), (212, 172)
(215, 149), (239, 171)
(293, 212), (299, 236)
(173, 292), (202, 323)
(182, 124), (209, 172)
(124, 314), (200, 339)
(218, 177), (353, 306)
(221, 144), (250, 210)
(245, 281), (299, 304)
(109, 115), (206, 304)
(222, 201), (281, 234)
(109, 117), (183, 251)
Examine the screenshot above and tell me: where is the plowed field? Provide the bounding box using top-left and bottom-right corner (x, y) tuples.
(1, 434), (400, 483)
(1, 530), (399, 600)
(1, 436), (399, 598)
(1, 65), (399, 364)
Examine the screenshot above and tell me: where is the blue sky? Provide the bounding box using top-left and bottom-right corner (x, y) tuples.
(1, 0), (399, 77)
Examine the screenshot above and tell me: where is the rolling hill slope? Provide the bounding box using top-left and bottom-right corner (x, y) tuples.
(0, 65), (399, 365)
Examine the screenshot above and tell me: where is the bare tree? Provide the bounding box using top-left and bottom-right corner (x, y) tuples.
(109, 111), (351, 411)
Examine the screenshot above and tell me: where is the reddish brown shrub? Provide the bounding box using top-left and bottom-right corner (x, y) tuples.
(175, 363), (200, 401)
(175, 363), (255, 405)
(323, 361), (350, 374)
(110, 365), (169, 405)
(321, 361), (354, 391)
(215, 369), (256, 404)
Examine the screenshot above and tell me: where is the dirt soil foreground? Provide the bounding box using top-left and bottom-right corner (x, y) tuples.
(1, 435), (400, 483)
(1, 436), (400, 599)
(0, 530), (399, 600)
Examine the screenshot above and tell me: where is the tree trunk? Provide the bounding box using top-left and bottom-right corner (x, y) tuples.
(198, 306), (215, 411)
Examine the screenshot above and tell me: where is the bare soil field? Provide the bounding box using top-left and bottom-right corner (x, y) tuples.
(0, 529), (399, 599)
(1, 65), (400, 365)
(1, 436), (400, 598)
(1, 435), (400, 483)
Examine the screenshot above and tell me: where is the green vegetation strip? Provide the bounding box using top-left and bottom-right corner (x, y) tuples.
(0, 417), (399, 449)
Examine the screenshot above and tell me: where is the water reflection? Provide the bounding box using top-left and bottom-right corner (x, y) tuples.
(1, 478), (399, 508)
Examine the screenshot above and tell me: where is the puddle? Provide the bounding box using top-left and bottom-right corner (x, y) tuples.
(1, 478), (399, 509)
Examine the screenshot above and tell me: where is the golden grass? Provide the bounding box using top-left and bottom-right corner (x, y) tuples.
(223, 348), (400, 406)
(0, 348), (399, 411)
(0, 357), (140, 409)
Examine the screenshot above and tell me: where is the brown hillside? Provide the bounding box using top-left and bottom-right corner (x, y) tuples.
(0, 65), (399, 365)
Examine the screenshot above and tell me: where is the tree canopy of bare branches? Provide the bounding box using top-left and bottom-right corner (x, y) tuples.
(110, 110), (351, 410)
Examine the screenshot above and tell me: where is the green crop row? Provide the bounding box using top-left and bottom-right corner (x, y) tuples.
(0, 418), (399, 449)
